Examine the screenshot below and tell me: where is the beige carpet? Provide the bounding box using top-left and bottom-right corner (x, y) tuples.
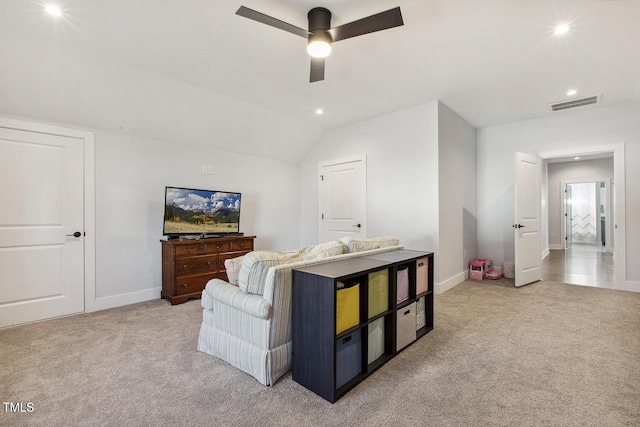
(1, 280), (639, 426)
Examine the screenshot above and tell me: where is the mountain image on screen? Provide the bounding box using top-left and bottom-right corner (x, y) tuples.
(163, 187), (241, 235)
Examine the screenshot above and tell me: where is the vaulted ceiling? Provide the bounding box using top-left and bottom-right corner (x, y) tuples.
(1, 0), (639, 162)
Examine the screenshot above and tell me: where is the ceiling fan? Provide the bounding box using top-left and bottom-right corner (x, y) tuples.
(236, 5), (404, 82)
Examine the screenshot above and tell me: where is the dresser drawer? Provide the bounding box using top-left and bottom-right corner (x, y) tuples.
(176, 255), (218, 276)
(205, 241), (232, 253)
(232, 239), (253, 252)
(174, 273), (219, 295)
(175, 244), (205, 257)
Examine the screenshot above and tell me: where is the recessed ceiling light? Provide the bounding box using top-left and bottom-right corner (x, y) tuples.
(315, 108), (324, 115)
(566, 89), (577, 96)
(45, 5), (63, 17)
(554, 24), (570, 35)
(574, 156), (580, 160)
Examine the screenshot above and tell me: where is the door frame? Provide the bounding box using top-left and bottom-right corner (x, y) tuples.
(0, 117), (96, 314)
(539, 143), (626, 287)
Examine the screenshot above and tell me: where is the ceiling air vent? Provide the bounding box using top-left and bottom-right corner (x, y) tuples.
(550, 95), (601, 112)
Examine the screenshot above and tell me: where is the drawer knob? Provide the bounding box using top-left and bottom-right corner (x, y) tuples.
(217, 245), (221, 249)
(183, 283), (188, 288)
(183, 264), (187, 269)
(207, 261), (211, 266)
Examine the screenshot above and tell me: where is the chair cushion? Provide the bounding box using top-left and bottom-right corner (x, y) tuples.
(238, 241), (344, 295)
(224, 255), (245, 285)
(339, 236), (400, 253)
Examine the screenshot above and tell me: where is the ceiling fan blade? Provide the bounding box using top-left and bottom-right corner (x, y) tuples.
(328, 7), (403, 42)
(310, 57), (325, 83)
(236, 6), (310, 38)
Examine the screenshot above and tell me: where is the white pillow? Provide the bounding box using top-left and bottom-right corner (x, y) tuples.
(224, 255), (245, 286)
(339, 236), (400, 253)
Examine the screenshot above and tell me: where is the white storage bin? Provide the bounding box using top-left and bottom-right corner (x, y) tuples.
(367, 317), (385, 364)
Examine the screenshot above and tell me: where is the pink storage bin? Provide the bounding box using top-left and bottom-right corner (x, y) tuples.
(397, 267), (409, 304)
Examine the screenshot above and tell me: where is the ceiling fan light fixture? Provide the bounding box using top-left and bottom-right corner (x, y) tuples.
(307, 34), (332, 58)
(236, 5), (404, 82)
(45, 4), (63, 17)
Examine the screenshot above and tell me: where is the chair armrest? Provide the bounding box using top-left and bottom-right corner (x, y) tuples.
(205, 279), (273, 320)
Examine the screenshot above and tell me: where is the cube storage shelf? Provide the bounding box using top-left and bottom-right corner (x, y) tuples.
(292, 249), (434, 403)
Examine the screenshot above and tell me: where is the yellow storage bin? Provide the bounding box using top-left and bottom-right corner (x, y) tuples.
(368, 269), (389, 319)
(336, 283), (360, 335)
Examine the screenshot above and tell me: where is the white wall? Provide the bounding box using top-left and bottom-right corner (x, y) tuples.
(0, 25), (306, 309)
(300, 102), (439, 252)
(300, 100), (478, 293)
(437, 103), (477, 288)
(0, 26), (325, 163)
(93, 131), (301, 307)
(547, 158), (614, 248)
(477, 102), (640, 286)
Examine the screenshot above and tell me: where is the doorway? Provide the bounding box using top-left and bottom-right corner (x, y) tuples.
(540, 144), (624, 290)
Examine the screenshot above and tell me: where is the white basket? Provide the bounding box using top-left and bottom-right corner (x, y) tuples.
(503, 261), (515, 279)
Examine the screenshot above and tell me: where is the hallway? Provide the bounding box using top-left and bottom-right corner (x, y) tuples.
(542, 243), (615, 289)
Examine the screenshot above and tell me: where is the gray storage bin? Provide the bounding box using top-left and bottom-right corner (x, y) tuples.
(336, 330), (362, 388)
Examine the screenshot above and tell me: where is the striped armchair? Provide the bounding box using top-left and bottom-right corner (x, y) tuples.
(197, 238), (402, 385)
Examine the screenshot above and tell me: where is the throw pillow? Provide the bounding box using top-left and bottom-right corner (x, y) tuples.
(224, 255), (244, 285)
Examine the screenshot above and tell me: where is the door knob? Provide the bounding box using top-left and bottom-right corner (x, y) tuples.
(353, 224), (362, 228)
(512, 224), (525, 229)
(66, 231), (82, 238)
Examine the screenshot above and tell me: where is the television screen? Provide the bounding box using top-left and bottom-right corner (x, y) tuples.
(163, 186), (241, 236)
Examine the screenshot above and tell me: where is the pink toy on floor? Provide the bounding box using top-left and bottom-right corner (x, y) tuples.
(485, 270), (503, 280)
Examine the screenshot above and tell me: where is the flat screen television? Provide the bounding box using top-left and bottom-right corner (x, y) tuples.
(163, 186), (241, 237)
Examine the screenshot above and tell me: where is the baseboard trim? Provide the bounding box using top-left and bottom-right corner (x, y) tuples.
(435, 271), (466, 294)
(617, 281), (640, 293)
(549, 244), (563, 250)
(92, 287), (161, 312)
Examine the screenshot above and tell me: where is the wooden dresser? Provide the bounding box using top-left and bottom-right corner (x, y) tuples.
(161, 235), (255, 305)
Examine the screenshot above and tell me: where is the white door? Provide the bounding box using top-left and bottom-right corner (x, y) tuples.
(319, 156), (367, 242)
(0, 127), (85, 327)
(514, 152), (542, 287)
